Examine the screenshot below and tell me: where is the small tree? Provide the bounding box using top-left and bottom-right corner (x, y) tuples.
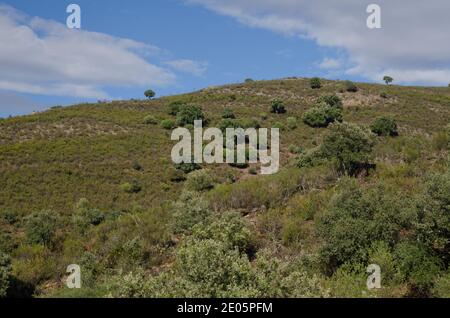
(383, 76), (394, 85)
(310, 77), (322, 89)
(25, 210), (58, 246)
(144, 89), (156, 100)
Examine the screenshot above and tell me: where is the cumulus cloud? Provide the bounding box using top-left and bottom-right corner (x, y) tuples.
(164, 59), (208, 76)
(0, 5), (177, 99)
(188, 0), (450, 85)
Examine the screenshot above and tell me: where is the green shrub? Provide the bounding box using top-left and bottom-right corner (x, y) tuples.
(25, 210), (58, 246)
(172, 191), (212, 234)
(219, 119), (239, 132)
(320, 122), (374, 175)
(176, 105), (205, 126)
(174, 162), (201, 174)
(270, 100), (286, 114)
(432, 271), (450, 297)
(286, 117), (297, 130)
(343, 80), (358, 92)
(318, 179), (417, 272)
(302, 103), (343, 128)
(394, 242), (443, 295)
(317, 95), (343, 108)
(160, 119), (175, 130)
(169, 169), (186, 182)
(167, 101), (185, 116)
(132, 160), (142, 171)
(245, 78), (254, 83)
(72, 198), (105, 231)
(260, 112), (268, 120)
(222, 109), (236, 119)
(120, 180), (142, 194)
(371, 117), (398, 136)
(143, 115), (157, 125)
(310, 77), (322, 89)
(380, 92), (388, 98)
(288, 144), (303, 154)
(273, 122), (285, 131)
(0, 210), (19, 225)
(248, 167), (257, 175)
(0, 253), (11, 298)
(185, 170), (215, 192)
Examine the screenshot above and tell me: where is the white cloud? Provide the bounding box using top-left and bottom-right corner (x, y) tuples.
(164, 59), (208, 76)
(0, 5), (176, 99)
(318, 57), (341, 70)
(188, 0), (450, 85)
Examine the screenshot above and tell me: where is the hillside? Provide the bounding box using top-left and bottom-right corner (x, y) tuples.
(0, 78), (449, 298)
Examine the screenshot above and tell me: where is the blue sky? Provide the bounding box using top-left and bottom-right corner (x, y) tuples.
(1, 0), (449, 117)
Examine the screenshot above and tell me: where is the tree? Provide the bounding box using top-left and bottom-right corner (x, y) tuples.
(176, 105), (205, 126)
(383, 76), (394, 85)
(144, 89), (156, 99)
(302, 103), (343, 128)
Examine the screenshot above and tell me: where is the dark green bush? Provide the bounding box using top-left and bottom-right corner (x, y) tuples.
(72, 198), (105, 230)
(168, 101), (185, 116)
(222, 109), (236, 119)
(176, 105), (205, 126)
(310, 77), (322, 89)
(120, 180), (142, 194)
(371, 117), (398, 136)
(320, 122), (374, 175)
(25, 210), (58, 246)
(270, 100), (286, 114)
(0, 210), (19, 225)
(343, 81), (358, 92)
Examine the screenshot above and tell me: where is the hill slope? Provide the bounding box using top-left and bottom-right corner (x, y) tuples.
(0, 78), (449, 298)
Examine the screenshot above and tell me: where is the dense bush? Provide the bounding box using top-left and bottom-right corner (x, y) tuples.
(185, 170), (215, 192)
(167, 101), (185, 116)
(222, 109), (236, 119)
(286, 117), (297, 130)
(310, 77), (322, 89)
(0, 210), (19, 225)
(143, 115), (157, 125)
(320, 122), (374, 175)
(302, 103), (343, 128)
(318, 179), (417, 272)
(72, 198), (105, 231)
(0, 253), (11, 298)
(176, 105), (205, 126)
(343, 81), (358, 92)
(25, 210), (58, 246)
(160, 119), (175, 130)
(317, 95), (343, 108)
(120, 180), (142, 194)
(172, 191), (212, 234)
(394, 242), (443, 295)
(174, 161), (201, 174)
(270, 100), (286, 114)
(371, 117), (398, 136)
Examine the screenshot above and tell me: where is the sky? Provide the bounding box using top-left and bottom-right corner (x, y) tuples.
(0, 0), (449, 117)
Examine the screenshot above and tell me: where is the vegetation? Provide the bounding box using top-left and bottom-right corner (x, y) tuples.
(310, 77), (322, 89)
(270, 100), (287, 114)
(0, 77), (449, 298)
(383, 76), (394, 85)
(144, 89), (156, 100)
